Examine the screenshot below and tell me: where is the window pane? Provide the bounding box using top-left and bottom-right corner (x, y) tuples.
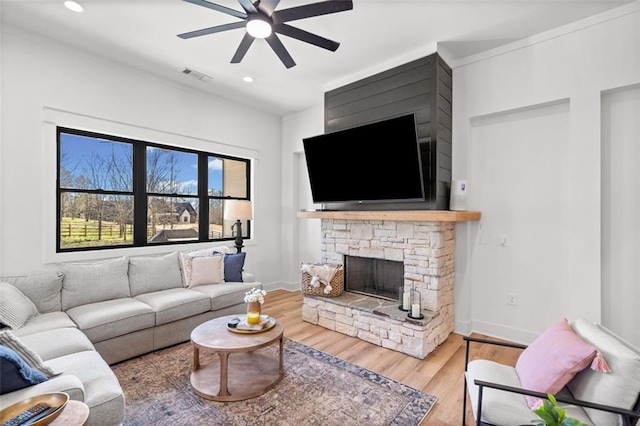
(208, 199), (223, 239)
(60, 133), (133, 191)
(208, 157), (247, 198)
(59, 193), (133, 249)
(147, 197), (199, 243)
(147, 148), (198, 195)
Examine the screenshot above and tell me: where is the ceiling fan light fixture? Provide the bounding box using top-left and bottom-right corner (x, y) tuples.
(246, 16), (272, 39)
(64, 1), (84, 13)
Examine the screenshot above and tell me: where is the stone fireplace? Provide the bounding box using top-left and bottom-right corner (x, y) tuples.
(298, 210), (480, 359)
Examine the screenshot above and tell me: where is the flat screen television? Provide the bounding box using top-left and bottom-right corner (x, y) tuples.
(302, 114), (425, 204)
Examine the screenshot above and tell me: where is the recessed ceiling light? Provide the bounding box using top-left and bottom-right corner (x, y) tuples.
(64, 1), (84, 13)
(243, 76), (255, 83)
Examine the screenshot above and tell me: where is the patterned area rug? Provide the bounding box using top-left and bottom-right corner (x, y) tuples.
(112, 338), (437, 425)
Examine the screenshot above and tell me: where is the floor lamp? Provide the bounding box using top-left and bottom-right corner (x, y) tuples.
(224, 200), (253, 253)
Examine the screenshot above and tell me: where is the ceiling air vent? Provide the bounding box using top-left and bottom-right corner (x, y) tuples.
(182, 68), (213, 82)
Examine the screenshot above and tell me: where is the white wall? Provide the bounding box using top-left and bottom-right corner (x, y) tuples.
(0, 27), (283, 287)
(280, 105), (324, 287)
(0, 4), (4, 275)
(601, 84), (640, 349)
(453, 2), (640, 343)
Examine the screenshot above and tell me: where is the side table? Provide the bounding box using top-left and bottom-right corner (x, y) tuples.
(50, 400), (90, 426)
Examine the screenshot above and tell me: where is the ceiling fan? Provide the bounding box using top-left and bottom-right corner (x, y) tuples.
(178, 0), (353, 69)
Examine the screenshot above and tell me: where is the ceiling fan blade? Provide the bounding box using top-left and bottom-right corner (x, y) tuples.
(237, 0), (258, 14)
(256, 0), (280, 16)
(271, 0), (353, 25)
(178, 21), (246, 39)
(231, 33), (256, 63)
(266, 33), (296, 68)
(182, 0), (247, 20)
(275, 24), (340, 51)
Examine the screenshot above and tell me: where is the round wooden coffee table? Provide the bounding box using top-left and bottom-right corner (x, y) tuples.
(190, 314), (284, 401)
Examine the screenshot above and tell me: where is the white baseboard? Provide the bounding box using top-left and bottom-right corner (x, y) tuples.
(454, 319), (472, 336)
(262, 281), (301, 292)
(470, 319), (539, 345)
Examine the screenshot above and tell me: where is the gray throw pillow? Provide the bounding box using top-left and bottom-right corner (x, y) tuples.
(128, 252), (182, 296)
(60, 257), (130, 310)
(0, 282), (39, 329)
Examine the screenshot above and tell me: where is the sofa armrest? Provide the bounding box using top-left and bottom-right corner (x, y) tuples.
(0, 375), (85, 410)
(473, 379), (640, 423)
(242, 272), (255, 283)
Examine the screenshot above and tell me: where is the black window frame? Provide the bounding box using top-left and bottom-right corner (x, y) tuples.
(56, 127), (251, 253)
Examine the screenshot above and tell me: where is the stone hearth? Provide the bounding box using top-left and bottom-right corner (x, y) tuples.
(301, 216), (458, 359)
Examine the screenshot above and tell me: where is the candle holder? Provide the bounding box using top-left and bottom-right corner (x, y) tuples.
(408, 288), (424, 320)
(398, 283), (412, 312)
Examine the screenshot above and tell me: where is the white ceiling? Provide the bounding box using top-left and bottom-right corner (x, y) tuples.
(1, 0), (634, 116)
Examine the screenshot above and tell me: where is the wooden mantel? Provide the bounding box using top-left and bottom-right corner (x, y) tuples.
(296, 210), (481, 222)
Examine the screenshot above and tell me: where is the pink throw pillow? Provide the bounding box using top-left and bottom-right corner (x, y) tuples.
(515, 318), (597, 407)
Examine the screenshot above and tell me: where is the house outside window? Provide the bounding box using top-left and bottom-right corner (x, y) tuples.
(57, 127), (251, 252)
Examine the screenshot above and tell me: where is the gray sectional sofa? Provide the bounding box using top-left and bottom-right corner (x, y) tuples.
(0, 249), (261, 425)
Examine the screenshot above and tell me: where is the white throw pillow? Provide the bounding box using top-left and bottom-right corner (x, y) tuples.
(0, 281), (39, 329)
(0, 330), (57, 377)
(190, 255), (225, 287)
(179, 246), (231, 287)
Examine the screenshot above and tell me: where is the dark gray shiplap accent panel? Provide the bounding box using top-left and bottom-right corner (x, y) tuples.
(323, 53), (452, 210)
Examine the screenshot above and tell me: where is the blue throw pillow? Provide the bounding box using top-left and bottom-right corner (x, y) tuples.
(224, 253), (246, 282)
(0, 345), (48, 394)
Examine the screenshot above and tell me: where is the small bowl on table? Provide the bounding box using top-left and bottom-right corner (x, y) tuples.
(0, 392), (69, 426)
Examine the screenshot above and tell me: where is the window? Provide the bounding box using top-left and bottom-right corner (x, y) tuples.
(57, 127), (251, 252)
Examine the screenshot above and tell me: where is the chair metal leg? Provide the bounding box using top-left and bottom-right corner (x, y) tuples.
(476, 384), (484, 426)
(463, 377), (468, 425)
(462, 337), (472, 425)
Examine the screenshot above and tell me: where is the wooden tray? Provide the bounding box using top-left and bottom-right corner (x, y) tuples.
(0, 392), (69, 426)
(227, 316), (276, 334)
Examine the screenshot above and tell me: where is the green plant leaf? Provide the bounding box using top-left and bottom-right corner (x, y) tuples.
(534, 409), (558, 425)
(531, 393), (587, 426)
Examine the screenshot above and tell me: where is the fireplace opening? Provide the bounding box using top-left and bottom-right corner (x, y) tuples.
(344, 255), (404, 301)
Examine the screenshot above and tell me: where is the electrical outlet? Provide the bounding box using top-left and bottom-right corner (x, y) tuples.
(508, 293), (517, 306)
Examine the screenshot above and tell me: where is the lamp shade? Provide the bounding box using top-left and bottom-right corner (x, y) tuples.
(224, 200), (253, 220)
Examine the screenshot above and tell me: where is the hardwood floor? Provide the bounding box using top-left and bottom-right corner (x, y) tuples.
(262, 289), (524, 426)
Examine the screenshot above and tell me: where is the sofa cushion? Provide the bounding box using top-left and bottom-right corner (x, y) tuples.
(0, 282), (39, 329)
(0, 271), (63, 313)
(0, 374), (84, 410)
(466, 359), (592, 426)
(191, 281), (261, 311)
(0, 346), (49, 394)
(18, 328), (94, 362)
(134, 288), (211, 325)
(66, 298), (155, 343)
(61, 257), (130, 310)
(0, 330), (57, 378)
(515, 318), (597, 407)
(568, 320), (640, 426)
(12, 312), (77, 338)
(190, 255), (225, 286)
(46, 350), (125, 426)
(128, 252), (182, 296)
(224, 252), (246, 282)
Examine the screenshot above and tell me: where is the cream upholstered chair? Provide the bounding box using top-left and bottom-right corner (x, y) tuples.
(462, 319), (640, 426)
